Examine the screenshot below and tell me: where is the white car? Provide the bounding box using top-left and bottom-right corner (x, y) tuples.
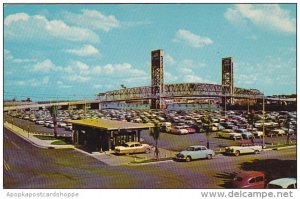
(217, 130), (243, 140)
(225, 142), (263, 156)
(35, 120), (44, 125)
(114, 142), (151, 155)
(268, 129), (286, 137)
(169, 126), (189, 135)
(267, 178), (297, 189)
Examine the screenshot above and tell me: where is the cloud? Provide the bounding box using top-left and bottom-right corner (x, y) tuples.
(42, 76), (50, 84)
(4, 49), (36, 63)
(4, 13), (100, 42)
(63, 9), (120, 32)
(225, 4), (296, 33)
(183, 75), (213, 83)
(164, 54), (176, 65)
(68, 74), (91, 82)
(65, 44), (100, 56)
(4, 49), (13, 60)
(32, 59), (57, 73)
(173, 29), (213, 48)
(74, 61), (89, 71)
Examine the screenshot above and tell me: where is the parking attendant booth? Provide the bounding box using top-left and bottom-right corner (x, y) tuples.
(67, 119), (153, 152)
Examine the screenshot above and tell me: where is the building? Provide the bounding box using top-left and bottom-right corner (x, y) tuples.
(67, 119), (154, 152)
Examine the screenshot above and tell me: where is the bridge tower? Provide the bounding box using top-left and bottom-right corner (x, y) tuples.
(151, 49), (164, 109)
(221, 57), (234, 106)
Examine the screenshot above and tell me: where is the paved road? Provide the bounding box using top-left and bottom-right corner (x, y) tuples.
(4, 127), (296, 189)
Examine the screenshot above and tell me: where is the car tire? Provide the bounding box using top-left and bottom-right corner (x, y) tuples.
(235, 150), (240, 156)
(186, 156), (192, 162)
(207, 154), (212, 160)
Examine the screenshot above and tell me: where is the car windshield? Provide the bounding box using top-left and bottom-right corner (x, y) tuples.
(186, 147), (195, 151)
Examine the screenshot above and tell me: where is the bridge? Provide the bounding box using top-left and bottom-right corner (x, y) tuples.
(97, 83), (264, 101)
(4, 100), (100, 111)
(4, 50), (296, 111)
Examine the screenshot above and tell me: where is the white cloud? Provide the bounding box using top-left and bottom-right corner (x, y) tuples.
(225, 4), (296, 33)
(65, 45), (100, 56)
(94, 84), (103, 88)
(164, 54), (176, 65)
(32, 59), (57, 73)
(4, 13), (100, 42)
(74, 61), (89, 71)
(63, 9), (120, 32)
(173, 29), (213, 48)
(4, 49), (35, 63)
(4, 13), (29, 26)
(165, 72), (178, 83)
(68, 74), (91, 82)
(42, 76), (50, 84)
(4, 49), (13, 60)
(183, 75), (213, 84)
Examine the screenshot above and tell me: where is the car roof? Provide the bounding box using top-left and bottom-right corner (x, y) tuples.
(188, 145), (206, 148)
(236, 171), (265, 178)
(268, 178), (296, 186)
(125, 142), (141, 145)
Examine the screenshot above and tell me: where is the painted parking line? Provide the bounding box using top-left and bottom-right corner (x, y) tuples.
(4, 160), (11, 171)
(11, 141), (22, 150)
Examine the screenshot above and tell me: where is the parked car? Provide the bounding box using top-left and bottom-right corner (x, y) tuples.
(35, 120), (44, 125)
(225, 141), (263, 156)
(232, 171), (266, 188)
(169, 126), (189, 135)
(267, 129), (286, 137)
(114, 142), (151, 155)
(235, 129), (254, 140)
(175, 145), (215, 162)
(217, 129), (243, 140)
(249, 130), (264, 138)
(267, 178), (297, 189)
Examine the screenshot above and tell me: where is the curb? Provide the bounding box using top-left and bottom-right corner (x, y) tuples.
(263, 145), (296, 151)
(4, 124), (74, 150)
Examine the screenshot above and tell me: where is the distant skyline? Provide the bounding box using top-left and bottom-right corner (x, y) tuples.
(4, 4), (296, 101)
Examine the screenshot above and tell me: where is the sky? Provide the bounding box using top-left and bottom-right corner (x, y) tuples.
(3, 4), (296, 101)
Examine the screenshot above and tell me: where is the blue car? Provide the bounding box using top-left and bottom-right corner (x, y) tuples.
(175, 145), (215, 162)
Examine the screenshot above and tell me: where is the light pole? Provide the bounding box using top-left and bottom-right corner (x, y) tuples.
(262, 96), (265, 148)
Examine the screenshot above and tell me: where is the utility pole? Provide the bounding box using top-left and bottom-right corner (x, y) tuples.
(262, 96), (265, 148)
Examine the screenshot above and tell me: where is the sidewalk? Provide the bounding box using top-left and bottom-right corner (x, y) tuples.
(4, 121), (177, 166)
(4, 121), (74, 149)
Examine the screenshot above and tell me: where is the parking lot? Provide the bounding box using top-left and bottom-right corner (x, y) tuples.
(5, 108), (296, 153)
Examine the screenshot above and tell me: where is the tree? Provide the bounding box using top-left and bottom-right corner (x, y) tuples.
(203, 116), (212, 149)
(49, 105), (58, 138)
(285, 115), (291, 145)
(150, 125), (160, 160)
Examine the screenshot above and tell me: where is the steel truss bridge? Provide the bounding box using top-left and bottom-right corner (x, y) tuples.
(98, 83), (264, 102)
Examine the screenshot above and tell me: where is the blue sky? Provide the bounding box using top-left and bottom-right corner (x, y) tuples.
(4, 4), (296, 101)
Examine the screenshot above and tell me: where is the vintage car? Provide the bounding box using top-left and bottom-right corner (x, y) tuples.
(114, 142), (151, 155)
(169, 126), (189, 135)
(232, 171), (266, 188)
(225, 141), (263, 156)
(217, 129), (243, 140)
(175, 145), (215, 162)
(267, 178), (297, 189)
(267, 129), (286, 137)
(234, 129), (255, 140)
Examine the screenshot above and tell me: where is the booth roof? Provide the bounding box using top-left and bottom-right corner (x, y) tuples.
(66, 119), (154, 131)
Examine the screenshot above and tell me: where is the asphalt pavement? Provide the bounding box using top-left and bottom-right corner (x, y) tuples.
(4, 127), (296, 189)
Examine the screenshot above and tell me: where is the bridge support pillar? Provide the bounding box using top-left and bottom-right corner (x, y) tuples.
(150, 49), (164, 109)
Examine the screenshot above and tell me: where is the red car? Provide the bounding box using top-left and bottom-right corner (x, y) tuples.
(232, 171), (265, 188)
(186, 127), (196, 134)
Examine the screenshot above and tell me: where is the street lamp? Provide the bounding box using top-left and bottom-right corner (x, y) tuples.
(262, 96), (265, 148)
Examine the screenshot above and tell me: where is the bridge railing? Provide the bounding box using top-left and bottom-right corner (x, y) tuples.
(98, 83), (264, 102)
